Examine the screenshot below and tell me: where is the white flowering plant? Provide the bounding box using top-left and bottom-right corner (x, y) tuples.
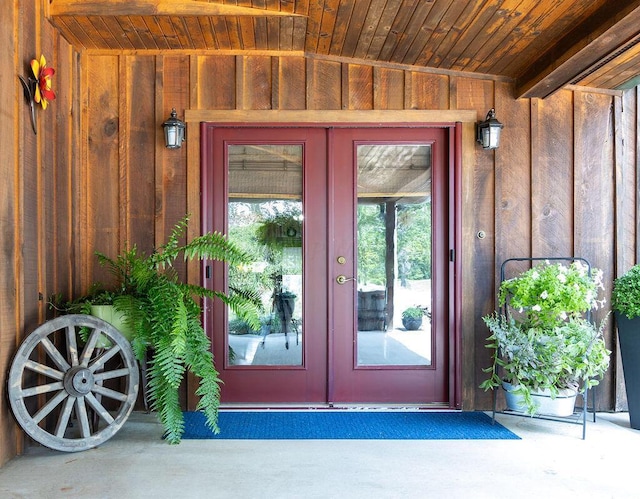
(498, 261), (604, 330)
(481, 261), (611, 415)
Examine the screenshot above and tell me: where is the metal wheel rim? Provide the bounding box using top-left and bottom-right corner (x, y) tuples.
(8, 314), (139, 452)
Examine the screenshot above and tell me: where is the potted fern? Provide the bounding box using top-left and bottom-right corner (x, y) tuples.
(68, 216), (261, 443)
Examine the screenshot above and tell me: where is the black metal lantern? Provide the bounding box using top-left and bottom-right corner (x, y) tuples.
(476, 108), (503, 150)
(162, 108), (185, 149)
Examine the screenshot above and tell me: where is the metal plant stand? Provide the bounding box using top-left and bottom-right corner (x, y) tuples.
(491, 257), (597, 440)
(8, 314), (139, 452)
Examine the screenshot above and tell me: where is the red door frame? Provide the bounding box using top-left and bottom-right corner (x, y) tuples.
(200, 122), (463, 408)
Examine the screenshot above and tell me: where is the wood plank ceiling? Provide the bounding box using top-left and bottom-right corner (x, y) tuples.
(48, 0), (640, 98)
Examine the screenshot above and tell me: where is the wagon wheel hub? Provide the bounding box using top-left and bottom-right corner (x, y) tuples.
(64, 366), (95, 397)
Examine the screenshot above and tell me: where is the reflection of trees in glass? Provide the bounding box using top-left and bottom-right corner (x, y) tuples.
(397, 202), (431, 280)
(357, 204), (386, 286)
(228, 200), (302, 314)
(357, 202), (432, 287)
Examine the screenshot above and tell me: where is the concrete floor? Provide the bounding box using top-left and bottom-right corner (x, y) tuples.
(0, 410), (638, 499)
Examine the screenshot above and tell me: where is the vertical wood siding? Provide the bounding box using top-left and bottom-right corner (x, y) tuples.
(0, 1), (80, 466)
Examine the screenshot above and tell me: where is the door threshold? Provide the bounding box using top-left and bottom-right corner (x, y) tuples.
(219, 403), (453, 411)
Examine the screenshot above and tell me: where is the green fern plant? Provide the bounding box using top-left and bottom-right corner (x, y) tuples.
(92, 216), (261, 443)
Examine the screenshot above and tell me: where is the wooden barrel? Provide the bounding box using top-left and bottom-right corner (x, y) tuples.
(357, 290), (386, 331)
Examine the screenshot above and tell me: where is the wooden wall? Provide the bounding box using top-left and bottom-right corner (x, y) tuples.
(79, 53), (640, 414)
(0, 1), (80, 466)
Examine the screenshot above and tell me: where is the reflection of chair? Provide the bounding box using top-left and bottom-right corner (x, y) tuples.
(261, 292), (300, 350)
(260, 316), (300, 349)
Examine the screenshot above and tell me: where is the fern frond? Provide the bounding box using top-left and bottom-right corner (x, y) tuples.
(153, 337), (186, 389)
(147, 362), (185, 444)
(169, 299), (189, 357)
(183, 320), (222, 434)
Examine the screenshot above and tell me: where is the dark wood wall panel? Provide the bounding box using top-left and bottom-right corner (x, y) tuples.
(238, 56), (273, 110)
(196, 56), (236, 109)
(306, 59), (342, 109)
(276, 57), (307, 110)
(85, 55), (121, 289)
(0, 2), (81, 465)
(52, 43), (75, 307)
(574, 91), (616, 408)
(616, 90), (638, 277)
(494, 81), (532, 268)
(407, 72), (450, 110)
(343, 64), (373, 110)
(373, 67), (404, 110)
(531, 90), (574, 257)
(0, 0), (19, 465)
(124, 56), (156, 255)
(615, 89), (639, 410)
(454, 76), (496, 409)
(158, 55), (190, 266)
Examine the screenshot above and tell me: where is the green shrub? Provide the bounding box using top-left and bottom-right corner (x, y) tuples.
(612, 264), (640, 319)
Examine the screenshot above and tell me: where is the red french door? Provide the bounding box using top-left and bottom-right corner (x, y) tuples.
(202, 127), (328, 403)
(328, 127), (449, 404)
(201, 124), (458, 407)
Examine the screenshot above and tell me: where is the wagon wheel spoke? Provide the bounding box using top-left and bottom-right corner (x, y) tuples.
(23, 360), (64, 380)
(89, 345), (122, 373)
(75, 396), (91, 438)
(32, 390), (69, 424)
(66, 325), (79, 367)
(21, 381), (65, 398)
(40, 337), (71, 372)
(92, 384), (129, 402)
(54, 396), (76, 438)
(8, 314), (139, 452)
(79, 327), (102, 366)
(94, 367), (133, 382)
(85, 392), (115, 425)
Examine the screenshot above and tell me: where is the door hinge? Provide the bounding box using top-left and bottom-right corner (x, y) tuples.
(205, 265), (211, 279)
(449, 249), (455, 262)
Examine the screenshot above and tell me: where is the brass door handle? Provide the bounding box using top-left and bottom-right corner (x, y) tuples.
(336, 275), (356, 285)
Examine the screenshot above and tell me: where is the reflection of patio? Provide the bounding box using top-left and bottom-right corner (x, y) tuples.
(228, 323), (431, 367)
(357, 326), (431, 366)
(229, 333), (302, 366)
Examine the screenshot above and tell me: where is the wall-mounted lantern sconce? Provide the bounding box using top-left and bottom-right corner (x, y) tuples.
(476, 108), (503, 150)
(162, 108), (186, 149)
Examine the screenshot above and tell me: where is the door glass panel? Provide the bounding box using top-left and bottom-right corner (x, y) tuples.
(226, 145), (303, 366)
(356, 144), (432, 366)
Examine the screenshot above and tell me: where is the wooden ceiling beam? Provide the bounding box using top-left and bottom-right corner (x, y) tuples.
(515, 0), (640, 99)
(49, 0), (305, 18)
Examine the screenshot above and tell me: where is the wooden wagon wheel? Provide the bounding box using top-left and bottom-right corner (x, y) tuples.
(8, 314), (139, 452)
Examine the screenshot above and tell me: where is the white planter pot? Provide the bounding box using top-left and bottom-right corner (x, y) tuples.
(502, 381), (577, 417)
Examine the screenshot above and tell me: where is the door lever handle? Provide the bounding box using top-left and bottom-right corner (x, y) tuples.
(336, 275), (356, 285)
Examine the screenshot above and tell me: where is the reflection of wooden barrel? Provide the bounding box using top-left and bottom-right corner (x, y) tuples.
(357, 290), (386, 331)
